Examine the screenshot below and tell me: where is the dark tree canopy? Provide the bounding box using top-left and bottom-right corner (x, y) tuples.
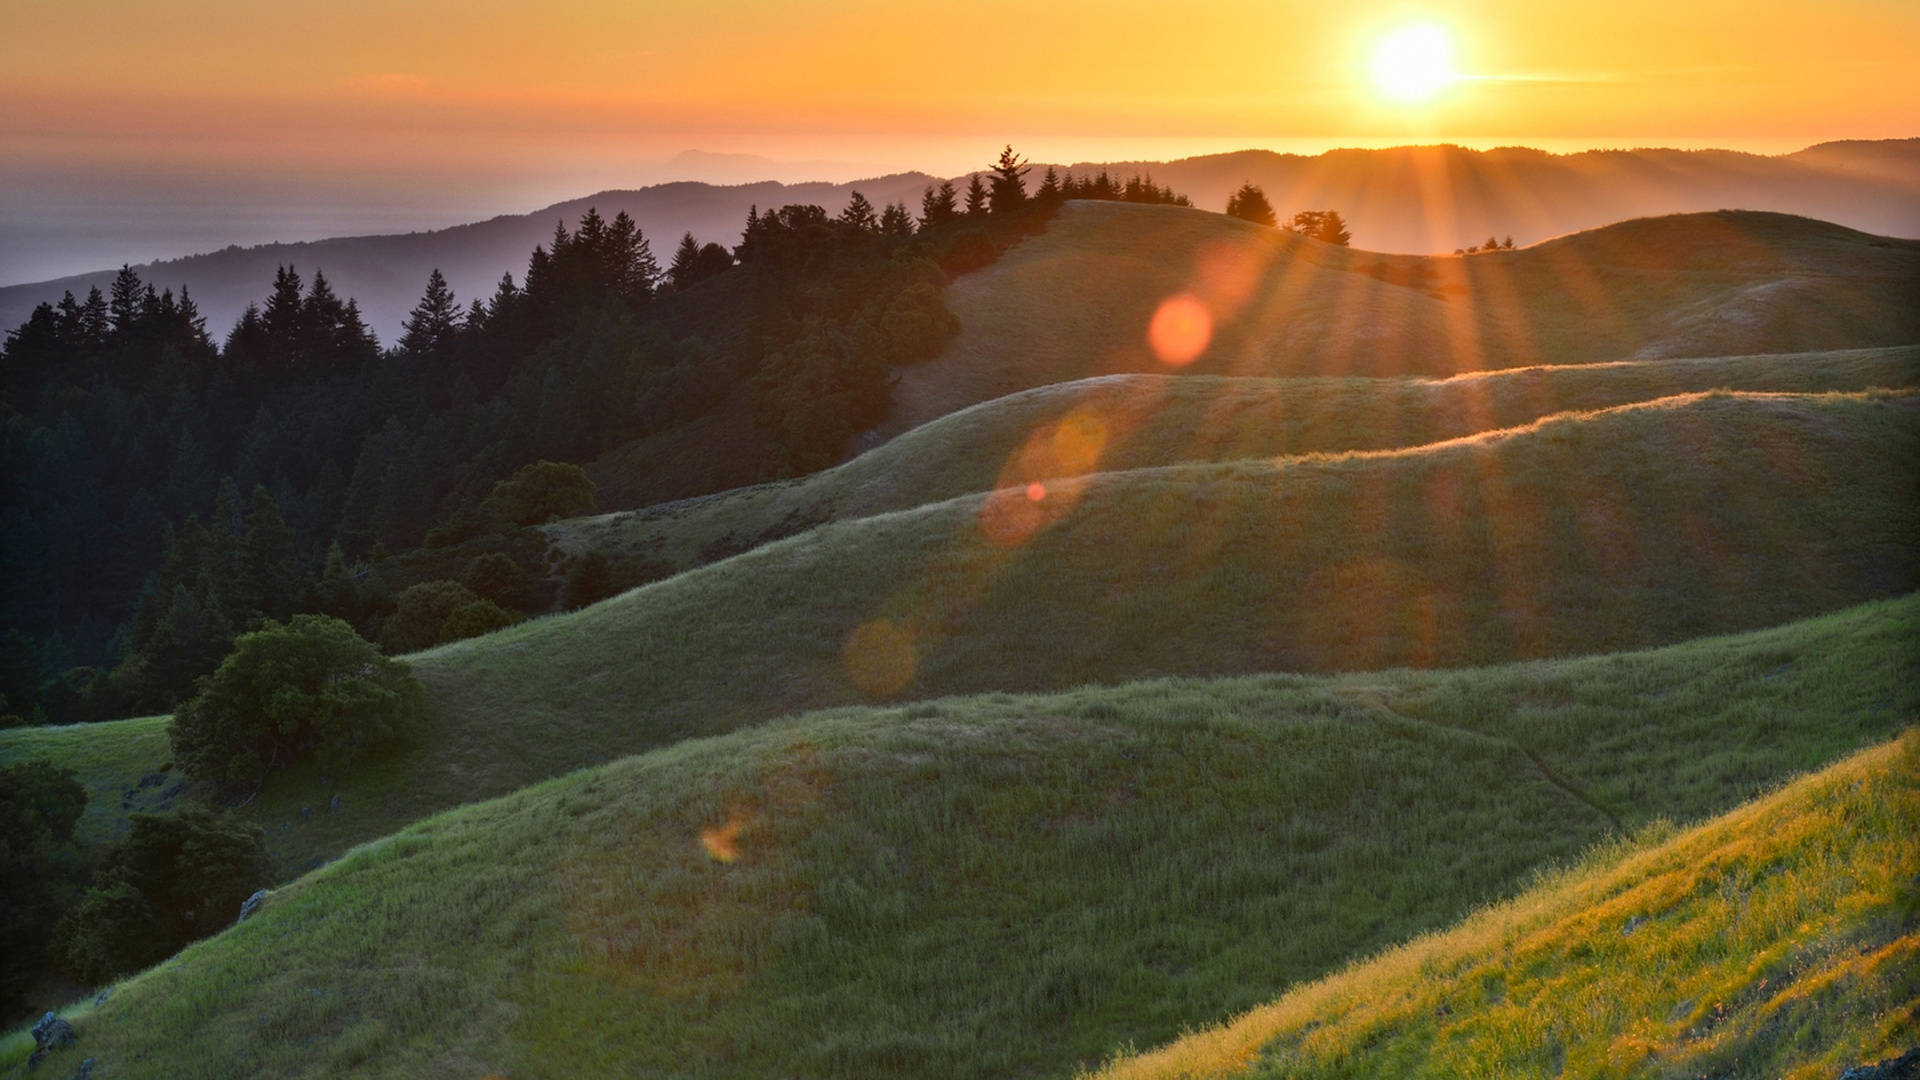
(1225, 183), (1278, 227)
(1287, 210), (1353, 246)
(54, 808), (270, 984)
(481, 460), (596, 527)
(920, 181), (960, 229)
(168, 614), (426, 791)
(0, 759), (86, 1010)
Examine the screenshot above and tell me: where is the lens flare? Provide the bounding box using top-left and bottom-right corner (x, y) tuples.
(700, 810), (748, 863)
(1149, 294), (1213, 365)
(843, 618), (917, 697)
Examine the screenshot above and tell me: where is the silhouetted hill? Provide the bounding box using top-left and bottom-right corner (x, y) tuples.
(3, 140), (1914, 343)
(1074, 139), (1920, 254)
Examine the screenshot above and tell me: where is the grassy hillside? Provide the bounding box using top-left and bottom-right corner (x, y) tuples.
(883, 202), (1920, 437)
(0, 716), (175, 851)
(8, 391), (1912, 880)
(558, 347), (1919, 574)
(4, 602), (1913, 1080)
(1087, 733), (1919, 1080)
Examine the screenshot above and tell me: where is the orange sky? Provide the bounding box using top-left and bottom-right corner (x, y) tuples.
(4, 0), (1916, 176)
(1, 0), (1915, 283)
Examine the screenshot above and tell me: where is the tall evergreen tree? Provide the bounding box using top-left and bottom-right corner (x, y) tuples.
(879, 202), (916, 240)
(920, 182), (959, 229)
(399, 269), (462, 358)
(107, 265), (144, 340)
(988, 146), (1030, 213)
(964, 174), (989, 216)
(1037, 167), (1062, 203)
(668, 232), (703, 292)
(840, 191), (880, 232)
(262, 266), (305, 364)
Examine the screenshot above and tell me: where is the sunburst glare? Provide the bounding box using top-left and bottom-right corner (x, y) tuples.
(1371, 23), (1460, 103)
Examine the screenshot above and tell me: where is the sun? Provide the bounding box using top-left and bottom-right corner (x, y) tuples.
(1371, 23), (1459, 103)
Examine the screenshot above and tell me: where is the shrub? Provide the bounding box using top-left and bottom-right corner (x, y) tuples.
(562, 551), (617, 610)
(56, 808), (270, 983)
(463, 551), (530, 611)
(481, 461), (596, 527)
(169, 614), (426, 793)
(441, 599), (515, 642)
(0, 760), (86, 1008)
(379, 580), (480, 654)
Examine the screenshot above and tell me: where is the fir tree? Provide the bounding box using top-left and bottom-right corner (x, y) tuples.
(668, 232), (703, 291)
(399, 269), (462, 358)
(988, 145), (1029, 212)
(920, 182), (959, 229)
(840, 191), (880, 232)
(1225, 183), (1278, 227)
(107, 266), (144, 340)
(1037, 167), (1062, 203)
(879, 202), (916, 240)
(964, 174), (989, 216)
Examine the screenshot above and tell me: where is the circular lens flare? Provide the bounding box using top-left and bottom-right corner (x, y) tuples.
(1372, 24), (1458, 103)
(1148, 294), (1212, 366)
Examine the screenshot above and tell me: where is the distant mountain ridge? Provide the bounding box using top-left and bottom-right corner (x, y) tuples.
(1, 140), (1914, 342)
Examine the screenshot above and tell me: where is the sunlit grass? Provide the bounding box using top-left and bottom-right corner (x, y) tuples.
(887, 202), (1919, 435)
(556, 346), (1918, 575)
(10, 389), (1909, 884)
(2, 600), (1913, 1079)
(1085, 732), (1919, 1080)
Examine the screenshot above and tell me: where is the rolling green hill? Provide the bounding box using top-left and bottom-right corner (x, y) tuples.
(557, 346), (1919, 576)
(10, 389), (1909, 878)
(1087, 732), (1919, 1080)
(3, 599), (1913, 1080)
(883, 202), (1920, 438)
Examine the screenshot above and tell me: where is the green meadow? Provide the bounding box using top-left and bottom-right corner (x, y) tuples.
(3, 204), (1916, 1078)
(1089, 732), (1919, 1080)
(3, 597), (1914, 1079)
(886, 203), (1920, 435)
(557, 346), (1919, 576)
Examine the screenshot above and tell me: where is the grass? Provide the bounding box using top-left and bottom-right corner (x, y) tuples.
(555, 346), (1919, 575)
(9, 390), (1910, 879)
(884, 202), (1920, 437)
(0, 715), (174, 851)
(1084, 732), (1920, 1080)
(3, 599), (1913, 1080)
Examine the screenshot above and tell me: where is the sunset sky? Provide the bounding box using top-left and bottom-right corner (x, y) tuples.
(2, 0), (1916, 281)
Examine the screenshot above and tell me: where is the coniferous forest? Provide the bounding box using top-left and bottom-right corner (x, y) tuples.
(0, 149), (1164, 729)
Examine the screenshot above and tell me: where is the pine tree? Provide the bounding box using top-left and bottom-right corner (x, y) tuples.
(988, 146), (1029, 212)
(879, 202), (915, 240)
(964, 174), (989, 216)
(107, 266), (144, 340)
(840, 191), (880, 232)
(399, 269), (462, 358)
(1316, 212), (1353, 246)
(668, 232), (702, 291)
(1037, 167), (1062, 202)
(920, 182), (959, 229)
(239, 486), (297, 620)
(262, 266), (305, 364)
(79, 288), (110, 347)
(607, 211), (658, 302)
(1225, 183), (1278, 227)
